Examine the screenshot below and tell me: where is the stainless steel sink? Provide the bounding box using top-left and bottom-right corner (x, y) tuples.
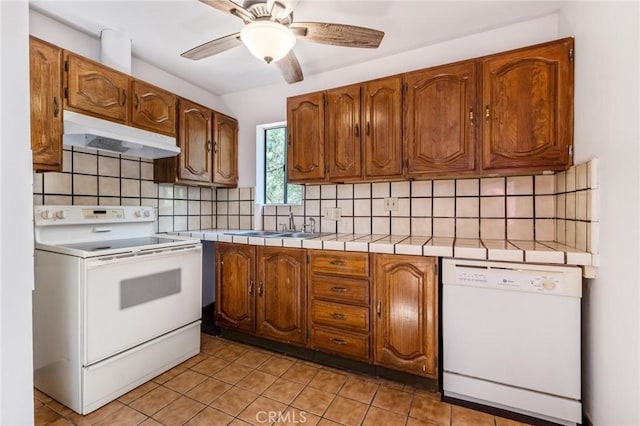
(280, 232), (332, 239)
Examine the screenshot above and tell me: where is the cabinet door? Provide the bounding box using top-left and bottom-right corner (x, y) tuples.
(30, 37), (63, 172)
(215, 243), (255, 332)
(131, 80), (177, 136)
(482, 38), (574, 172)
(326, 85), (362, 180)
(363, 76), (403, 179)
(373, 254), (437, 378)
(256, 247), (307, 345)
(404, 61), (477, 178)
(287, 92), (325, 182)
(178, 99), (213, 182)
(65, 53), (130, 123)
(213, 113), (238, 187)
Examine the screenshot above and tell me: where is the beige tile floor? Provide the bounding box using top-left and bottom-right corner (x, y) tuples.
(34, 334), (529, 426)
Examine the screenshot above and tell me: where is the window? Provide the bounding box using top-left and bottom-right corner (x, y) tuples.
(264, 126), (302, 204)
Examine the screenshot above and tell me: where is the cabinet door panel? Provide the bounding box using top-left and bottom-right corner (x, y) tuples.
(65, 53), (130, 123)
(257, 247), (307, 345)
(215, 243), (255, 332)
(482, 39), (573, 172)
(287, 92), (325, 182)
(131, 80), (177, 136)
(327, 85), (362, 180)
(30, 38), (63, 172)
(213, 113), (238, 187)
(178, 99), (213, 182)
(363, 76), (403, 179)
(405, 61), (477, 177)
(373, 254), (437, 378)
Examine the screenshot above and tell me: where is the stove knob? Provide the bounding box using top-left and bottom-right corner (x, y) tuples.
(40, 210), (52, 220)
(542, 280), (557, 291)
(134, 210), (142, 217)
(55, 210), (66, 219)
(143, 210), (151, 217)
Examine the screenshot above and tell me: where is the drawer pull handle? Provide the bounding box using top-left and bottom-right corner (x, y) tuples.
(331, 286), (348, 293)
(329, 260), (346, 266)
(248, 280), (254, 295)
(376, 299), (382, 316)
(258, 282), (263, 296)
(330, 338), (347, 345)
(330, 313), (346, 320)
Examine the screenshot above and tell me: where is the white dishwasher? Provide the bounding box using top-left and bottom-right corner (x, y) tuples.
(442, 258), (582, 426)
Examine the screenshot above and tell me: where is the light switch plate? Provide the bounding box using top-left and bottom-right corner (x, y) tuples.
(384, 197), (399, 211)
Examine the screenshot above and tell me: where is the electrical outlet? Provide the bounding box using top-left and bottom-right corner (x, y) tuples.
(383, 197), (399, 211)
(323, 207), (342, 220)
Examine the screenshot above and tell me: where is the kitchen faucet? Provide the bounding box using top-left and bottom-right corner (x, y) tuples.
(288, 211), (296, 232)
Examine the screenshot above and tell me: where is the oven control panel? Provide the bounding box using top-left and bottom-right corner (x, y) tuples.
(35, 206), (155, 225)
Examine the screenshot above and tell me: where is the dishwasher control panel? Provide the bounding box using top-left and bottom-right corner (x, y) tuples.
(442, 259), (582, 297)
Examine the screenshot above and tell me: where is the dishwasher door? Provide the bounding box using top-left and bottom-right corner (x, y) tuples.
(442, 258), (582, 424)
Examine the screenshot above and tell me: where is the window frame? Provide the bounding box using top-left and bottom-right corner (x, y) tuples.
(263, 125), (301, 205)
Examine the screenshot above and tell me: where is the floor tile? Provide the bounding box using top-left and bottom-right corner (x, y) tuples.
(117, 381), (159, 405)
(67, 401), (126, 426)
(291, 386), (335, 416)
(191, 355), (231, 376)
(201, 335), (227, 355)
(238, 396), (288, 425)
(323, 395), (368, 426)
(338, 376), (379, 404)
(185, 377), (232, 405)
(152, 365), (187, 384)
(46, 399), (74, 417)
(34, 389), (53, 403)
(229, 419), (253, 426)
(317, 419), (342, 426)
(257, 356), (295, 377)
(152, 395), (205, 425)
(362, 405), (407, 426)
(410, 393), (451, 426)
(235, 350), (273, 368)
(138, 418), (162, 426)
(307, 369), (348, 394)
(210, 387), (258, 417)
(273, 407), (321, 426)
(180, 353), (210, 369)
(372, 385), (414, 415)
(34, 405), (62, 425)
(406, 417), (433, 426)
(262, 378), (305, 404)
(216, 344), (248, 361)
(129, 386), (181, 416)
(185, 407), (234, 426)
(163, 369), (208, 393)
(94, 405), (147, 425)
(281, 363), (320, 384)
(496, 416), (532, 425)
(34, 399), (44, 410)
(451, 405), (495, 426)
(213, 363), (254, 384)
(236, 370), (278, 394)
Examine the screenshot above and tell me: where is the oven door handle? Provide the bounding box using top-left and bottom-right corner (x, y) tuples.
(85, 245), (201, 268)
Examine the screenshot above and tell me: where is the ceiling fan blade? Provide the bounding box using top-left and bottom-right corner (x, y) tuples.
(291, 22), (384, 48)
(181, 33), (242, 60)
(199, 0), (254, 22)
(276, 50), (303, 84)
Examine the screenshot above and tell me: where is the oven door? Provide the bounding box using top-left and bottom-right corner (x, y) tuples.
(83, 245), (202, 365)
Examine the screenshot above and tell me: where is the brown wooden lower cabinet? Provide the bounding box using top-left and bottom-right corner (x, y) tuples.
(373, 253), (438, 378)
(310, 326), (370, 361)
(215, 242), (255, 333)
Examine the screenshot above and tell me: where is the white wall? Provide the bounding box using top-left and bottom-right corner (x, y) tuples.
(0, 1), (35, 424)
(558, 2), (640, 425)
(29, 10), (231, 115)
(222, 14), (560, 188)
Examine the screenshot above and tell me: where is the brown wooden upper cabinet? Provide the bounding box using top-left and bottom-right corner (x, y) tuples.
(326, 85), (362, 180)
(481, 38), (574, 173)
(404, 60), (478, 178)
(287, 92), (326, 182)
(215, 242), (256, 333)
(30, 37), (63, 172)
(130, 80), (177, 136)
(373, 254), (438, 378)
(64, 52), (131, 123)
(177, 99), (213, 183)
(213, 113), (239, 187)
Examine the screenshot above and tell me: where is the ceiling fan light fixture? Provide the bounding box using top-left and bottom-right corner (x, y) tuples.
(240, 20), (296, 63)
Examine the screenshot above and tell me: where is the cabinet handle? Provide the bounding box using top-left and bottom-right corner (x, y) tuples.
(330, 337), (347, 346)
(485, 105), (490, 120)
(354, 124), (360, 137)
(329, 260), (346, 266)
(53, 97), (60, 118)
(249, 280), (254, 295)
(122, 89), (127, 106)
(469, 107), (474, 123)
(258, 282), (263, 296)
(207, 141), (213, 152)
(134, 94), (139, 110)
(376, 299), (381, 316)
(366, 122), (370, 135)
(330, 313), (346, 320)
(213, 141), (218, 153)
(331, 286), (347, 293)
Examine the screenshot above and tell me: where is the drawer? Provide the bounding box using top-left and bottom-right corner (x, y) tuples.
(311, 300), (369, 332)
(311, 326), (370, 362)
(309, 250), (369, 277)
(311, 275), (370, 304)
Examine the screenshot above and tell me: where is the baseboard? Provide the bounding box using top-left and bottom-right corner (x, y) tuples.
(201, 303), (220, 336)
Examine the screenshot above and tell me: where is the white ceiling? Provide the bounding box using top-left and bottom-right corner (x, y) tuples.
(30, 0), (562, 95)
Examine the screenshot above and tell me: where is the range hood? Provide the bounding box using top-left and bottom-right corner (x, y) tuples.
(63, 110), (180, 159)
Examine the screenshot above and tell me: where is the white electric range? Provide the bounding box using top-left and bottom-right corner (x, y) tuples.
(33, 205), (203, 414)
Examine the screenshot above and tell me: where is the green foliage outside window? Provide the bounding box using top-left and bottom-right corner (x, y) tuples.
(265, 126), (302, 205)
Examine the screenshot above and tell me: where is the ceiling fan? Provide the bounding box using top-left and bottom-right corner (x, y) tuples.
(181, 0), (385, 84)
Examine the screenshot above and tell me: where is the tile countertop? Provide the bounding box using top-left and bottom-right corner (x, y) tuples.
(171, 230), (596, 276)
